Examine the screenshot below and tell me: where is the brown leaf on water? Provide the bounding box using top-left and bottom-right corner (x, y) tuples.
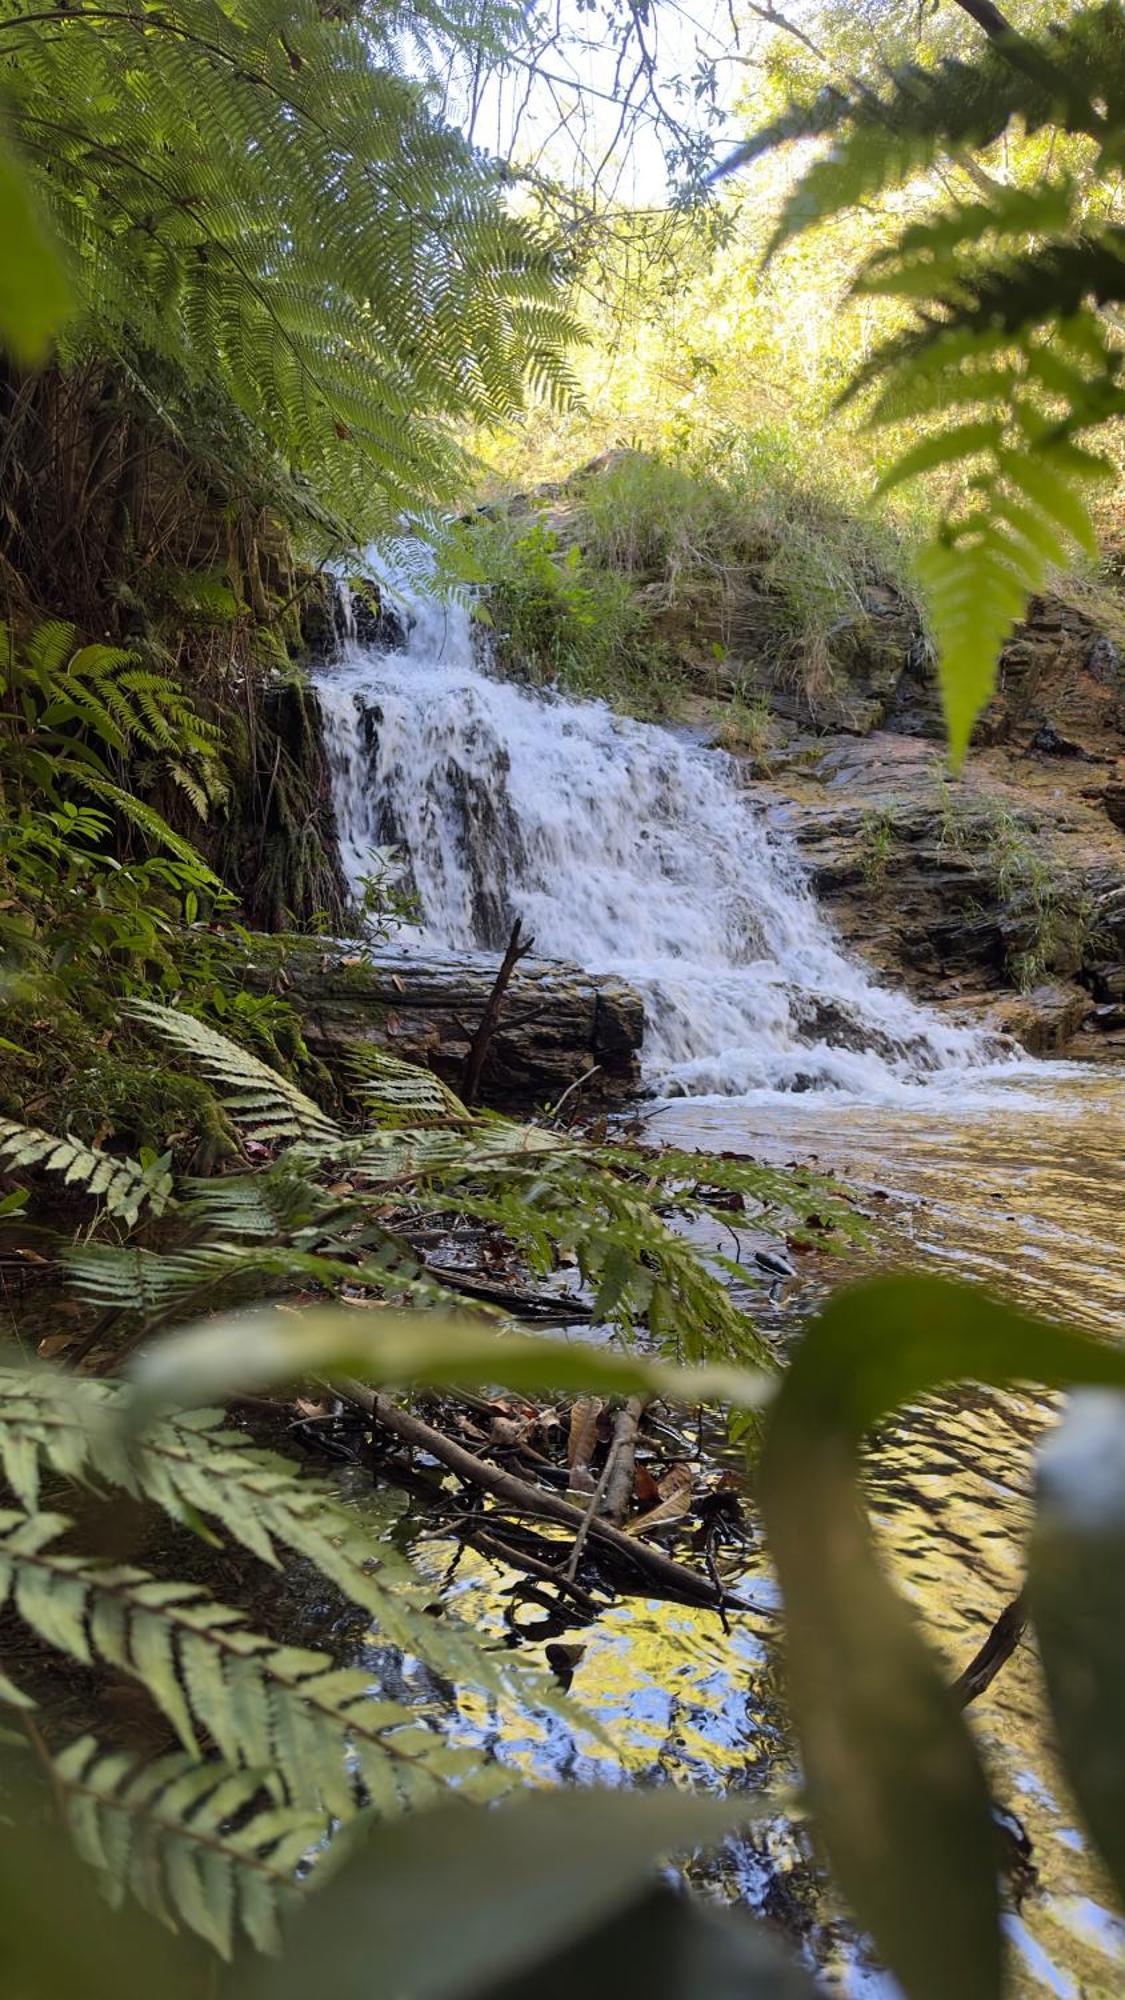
(632, 1463), (661, 1507)
(567, 1396), (603, 1472)
(657, 1461), (694, 1502)
(627, 1464), (695, 1537)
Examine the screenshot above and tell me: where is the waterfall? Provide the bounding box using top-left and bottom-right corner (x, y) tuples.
(315, 579), (1001, 1101)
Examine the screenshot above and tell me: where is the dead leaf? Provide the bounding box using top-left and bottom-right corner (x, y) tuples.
(37, 1332), (78, 1359)
(632, 1464), (661, 1507)
(657, 1461), (694, 1502)
(628, 1462), (695, 1537)
(568, 1396), (603, 1473)
(490, 1415), (530, 1449)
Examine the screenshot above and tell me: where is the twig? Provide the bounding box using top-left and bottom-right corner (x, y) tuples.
(546, 1064), (602, 1125)
(338, 1378), (743, 1612)
(469, 1527), (600, 1612)
(954, 1590), (1028, 1709)
(564, 1448), (617, 1582)
(461, 918), (535, 1106)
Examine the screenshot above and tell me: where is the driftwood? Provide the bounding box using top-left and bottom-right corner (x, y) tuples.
(461, 918), (535, 1105)
(600, 1396), (648, 1527)
(338, 1378), (744, 1612)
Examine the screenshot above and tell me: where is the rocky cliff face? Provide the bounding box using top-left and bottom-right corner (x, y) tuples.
(719, 590), (1125, 1058)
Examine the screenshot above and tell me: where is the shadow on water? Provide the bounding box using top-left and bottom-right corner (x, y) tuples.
(318, 1067), (1125, 1998)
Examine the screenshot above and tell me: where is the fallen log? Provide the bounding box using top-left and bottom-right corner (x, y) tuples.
(337, 1378), (745, 1613)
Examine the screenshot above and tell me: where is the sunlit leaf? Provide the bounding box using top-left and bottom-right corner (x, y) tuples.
(124, 1305), (771, 1428)
(759, 1275), (1125, 2000)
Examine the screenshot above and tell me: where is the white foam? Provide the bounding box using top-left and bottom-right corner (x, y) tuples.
(316, 572), (1007, 1102)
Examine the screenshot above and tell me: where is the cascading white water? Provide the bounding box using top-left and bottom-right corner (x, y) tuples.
(317, 580), (1002, 1101)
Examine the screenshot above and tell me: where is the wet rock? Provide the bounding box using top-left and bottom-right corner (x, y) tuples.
(1104, 782), (1125, 832)
(237, 935), (644, 1107)
(984, 982), (1096, 1056)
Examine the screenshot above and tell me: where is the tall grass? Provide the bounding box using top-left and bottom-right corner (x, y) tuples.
(456, 441), (921, 717)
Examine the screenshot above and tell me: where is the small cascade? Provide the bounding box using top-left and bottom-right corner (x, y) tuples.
(315, 577), (1002, 1100)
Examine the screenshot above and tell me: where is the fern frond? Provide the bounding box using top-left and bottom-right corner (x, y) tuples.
(61, 1237), (484, 1323)
(130, 1003), (341, 1145)
(0, 1510), (496, 1820)
(0, 1118), (173, 1226)
(743, 7), (1125, 757)
(0, 1370), (521, 1687)
(345, 1043), (472, 1128)
(53, 1735), (317, 1956)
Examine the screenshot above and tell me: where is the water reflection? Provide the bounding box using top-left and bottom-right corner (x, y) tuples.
(653, 1068), (1125, 1996)
(343, 1068), (1125, 1996)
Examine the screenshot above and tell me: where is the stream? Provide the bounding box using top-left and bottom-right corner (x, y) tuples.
(314, 584), (1125, 1997)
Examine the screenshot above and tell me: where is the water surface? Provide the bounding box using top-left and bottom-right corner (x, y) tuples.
(390, 1070), (1125, 1997)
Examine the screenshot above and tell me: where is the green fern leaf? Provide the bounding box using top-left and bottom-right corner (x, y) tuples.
(129, 1003), (341, 1145)
(0, 1118), (173, 1226)
(52, 1736), (316, 1957)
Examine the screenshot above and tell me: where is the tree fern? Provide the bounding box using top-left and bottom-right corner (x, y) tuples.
(0, 0), (580, 549)
(728, 3), (1125, 758)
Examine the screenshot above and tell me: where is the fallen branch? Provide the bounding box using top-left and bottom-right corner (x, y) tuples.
(954, 1590), (1028, 1709)
(461, 918), (535, 1105)
(422, 1265), (591, 1322)
(338, 1378), (743, 1612)
(600, 1396), (648, 1527)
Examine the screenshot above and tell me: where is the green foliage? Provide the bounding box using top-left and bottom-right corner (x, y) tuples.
(858, 806), (897, 884)
(128, 1002), (341, 1147)
(709, 690), (772, 758)
(453, 514), (667, 713)
(736, 4), (1125, 759)
(0, 1355), (563, 1948)
(938, 793), (1093, 987)
(759, 1274), (1125, 2000)
(458, 450), (916, 717)
(0, 1117), (173, 1225)
(20, 999), (822, 1370)
(0, 129), (71, 364)
(0, 998), (805, 1960)
(53, 1737), (318, 1959)
(123, 1304), (769, 1429)
(0, 621), (228, 1010)
(0, 0), (578, 551)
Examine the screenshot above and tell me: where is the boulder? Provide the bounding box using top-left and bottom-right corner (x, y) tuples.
(237, 935), (645, 1107)
(984, 981), (1096, 1056)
